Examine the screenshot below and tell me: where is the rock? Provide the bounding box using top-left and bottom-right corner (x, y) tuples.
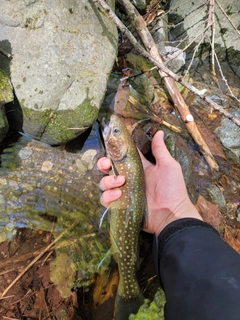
(206, 184), (226, 208)
(214, 108), (240, 167)
(150, 15), (168, 52)
(0, 70), (13, 141)
(0, 70), (13, 106)
(130, 0), (147, 10)
(168, 0), (240, 65)
(0, 106), (9, 142)
(0, 0), (117, 145)
(161, 46), (186, 73)
(76, 149), (98, 174)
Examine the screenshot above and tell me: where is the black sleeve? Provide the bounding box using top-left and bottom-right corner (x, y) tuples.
(153, 218), (240, 320)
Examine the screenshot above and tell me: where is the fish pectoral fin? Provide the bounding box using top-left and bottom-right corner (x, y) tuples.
(99, 206), (111, 228)
(97, 249), (112, 272)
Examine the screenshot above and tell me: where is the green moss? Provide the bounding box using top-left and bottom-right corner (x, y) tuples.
(129, 288), (165, 320)
(0, 70), (13, 104)
(45, 97), (98, 143)
(126, 54), (160, 80)
(21, 96), (99, 144)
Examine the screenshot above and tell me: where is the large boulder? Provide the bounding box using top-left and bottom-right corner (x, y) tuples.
(168, 0), (240, 65)
(0, 70), (13, 141)
(0, 0), (117, 145)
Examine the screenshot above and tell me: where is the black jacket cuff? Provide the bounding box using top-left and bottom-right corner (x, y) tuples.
(153, 218), (219, 286)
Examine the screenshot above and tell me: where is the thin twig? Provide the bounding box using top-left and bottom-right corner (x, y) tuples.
(215, 0), (240, 38)
(0, 219), (80, 299)
(94, 0), (240, 129)
(206, 34), (240, 103)
(95, 0), (219, 170)
(209, 0), (216, 76)
(0, 48), (12, 58)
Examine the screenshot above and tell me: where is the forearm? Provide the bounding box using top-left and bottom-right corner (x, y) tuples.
(154, 218), (240, 320)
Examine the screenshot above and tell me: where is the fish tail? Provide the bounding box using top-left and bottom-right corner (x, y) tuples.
(114, 292), (144, 320)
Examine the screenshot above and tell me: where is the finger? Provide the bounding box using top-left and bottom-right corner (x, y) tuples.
(97, 157), (112, 173)
(151, 131), (173, 164)
(99, 175), (125, 191)
(100, 189), (122, 207)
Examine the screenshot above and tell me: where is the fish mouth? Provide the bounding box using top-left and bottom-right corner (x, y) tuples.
(101, 117), (111, 141)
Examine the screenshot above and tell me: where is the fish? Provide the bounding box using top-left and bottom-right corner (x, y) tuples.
(102, 114), (145, 320)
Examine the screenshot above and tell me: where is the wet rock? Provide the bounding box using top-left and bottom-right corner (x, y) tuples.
(76, 149), (98, 174)
(206, 184), (226, 208)
(215, 108), (240, 167)
(0, 0), (118, 145)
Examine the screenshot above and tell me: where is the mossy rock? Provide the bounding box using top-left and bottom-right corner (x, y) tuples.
(0, 70), (13, 105)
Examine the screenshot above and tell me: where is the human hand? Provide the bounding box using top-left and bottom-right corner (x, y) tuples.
(97, 131), (202, 236)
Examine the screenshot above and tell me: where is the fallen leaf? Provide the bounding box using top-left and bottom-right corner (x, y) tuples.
(195, 195), (221, 227)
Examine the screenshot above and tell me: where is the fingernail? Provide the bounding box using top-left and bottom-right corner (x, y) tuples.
(113, 175), (125, 184)
(102, 158), (110, 168)
(110, 189), (121, 198)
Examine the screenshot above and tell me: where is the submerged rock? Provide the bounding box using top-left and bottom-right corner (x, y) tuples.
(0, 0), (117, 144)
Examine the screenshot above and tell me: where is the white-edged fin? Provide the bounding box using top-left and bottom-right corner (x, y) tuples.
(97, 249), (111, 272)
(110, 228), (122, 257)
(99, 206), (110, 229)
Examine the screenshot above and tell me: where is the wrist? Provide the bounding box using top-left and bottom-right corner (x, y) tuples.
(154, 201), (203, 236)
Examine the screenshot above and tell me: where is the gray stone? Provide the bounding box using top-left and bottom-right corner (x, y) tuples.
(206, 185), (226, 208)
(130, 0), (147, 10)
(0, 70), (13, 141)
(215, 108), (240, 167)
(0, 106), (8, 142)
(169, 0), (240, 64)
(0, 0), (118, 145)
(161, 46), (186, 73)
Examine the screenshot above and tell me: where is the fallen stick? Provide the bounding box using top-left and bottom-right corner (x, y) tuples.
(95, 0), (240, 167)
(96, 0), (220, 170)
(0, 47), (12, 58)
(96, 0), (240, 128)
(0, 219), (80, 299)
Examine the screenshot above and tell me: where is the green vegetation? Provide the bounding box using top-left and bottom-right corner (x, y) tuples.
(129, 288), (165, 320)
(0, 70), (13, 104)
(21, 96), (98, 143)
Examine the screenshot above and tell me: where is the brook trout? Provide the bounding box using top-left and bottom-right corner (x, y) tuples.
(103, 114), (145, 320)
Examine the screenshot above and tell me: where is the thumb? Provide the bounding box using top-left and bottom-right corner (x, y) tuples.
(138, 149), (152, 171)
(151, 131), (172, 164)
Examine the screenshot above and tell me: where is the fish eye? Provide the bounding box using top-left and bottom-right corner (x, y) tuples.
(113, 127), (120, 135)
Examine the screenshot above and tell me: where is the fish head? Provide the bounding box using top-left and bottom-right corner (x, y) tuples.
(103, 115), (130, 162)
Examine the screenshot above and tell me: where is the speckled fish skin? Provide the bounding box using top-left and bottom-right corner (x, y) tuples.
(103, 114), (145, 319)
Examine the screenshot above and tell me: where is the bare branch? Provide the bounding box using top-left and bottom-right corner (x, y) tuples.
(0, 47), (12, 58)
(95, 0), (223, 170)
(215, 0), (240, 38)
